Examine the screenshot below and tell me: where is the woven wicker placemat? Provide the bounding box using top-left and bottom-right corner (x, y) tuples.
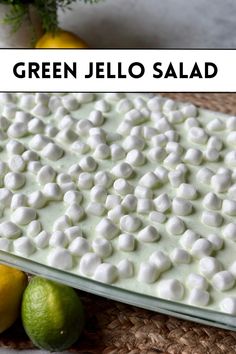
(1, 93), (236, 354)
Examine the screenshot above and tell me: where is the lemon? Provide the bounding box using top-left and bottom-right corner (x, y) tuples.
(35, 29), (88, 48)
(21, 277), (84, 351)
(0, 264), (27, 333)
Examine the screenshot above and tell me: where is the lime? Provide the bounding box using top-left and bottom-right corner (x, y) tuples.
(0, 264), (27, 333)
(21, 277), (84, 351)
(35, 29), (88, 48)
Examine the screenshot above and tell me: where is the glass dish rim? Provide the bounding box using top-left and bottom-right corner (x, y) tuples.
(0, 250), (235, 331)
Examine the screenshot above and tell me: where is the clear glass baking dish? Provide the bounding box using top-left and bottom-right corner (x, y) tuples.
(0, 249), (236, 331)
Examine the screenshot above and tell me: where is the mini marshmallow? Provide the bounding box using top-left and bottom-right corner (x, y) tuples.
(118, 233), (135, 252)
(68, 164), (82, 180)
(27, 220), (42, 237)
(48, 248), (73, 270)
(8, 122), (27, 138)
(186, 273), (208, 291)
(202, 192), (222, 210)
(225, 151), (236, 167)
(155, 117), (171, 133)
(90, 185), (107, 203)
(30, 135), (51, 151)
(0, 221), (21, 239)
(121, 194), (137, 212)
(14, 236), (35, 256)
(147, 96), (162, 111)
(54, 106), (68, 120)
(64, 226), (83, 242)
(177, 183), (197, 200)
(166, 216), (185, 235)
(28, 191), (47, 209)
(34, 231), (50, 249)
(12, 207), (37, 225)
(87, 202), (106, 216)
(120, 215), (142, 232)
(0, 239), (11, 252)
(212, 271), (235, 291)
(188, 127), (208, 144)
(123, 135), (145, 152)
(181, 104), (197, 117)
(168, 170), (185, 188)
(96, 218), (119, 240)
(154, 166), (168, 183)
(32, 104), (50, 117)
(79, 156), (97, 172)
(0, 162), (8, 176)
(105, 195), (121, 210)
(94, 171), (113, 188)
(126, 149), (145, 166)
(165, 130), (179, 142)
(223, 223), (236, 241)
(68, 237), (89, 256)
(111, 162), (133, 179)
(41, 143), (64, 161)
(28, 161), (42, 174)
(43, 183), (62, 201)
(60, 182), (77, 194)
(49, 231), (68, 248)
(149, 211), (166, 224)
(157, 279), (184, 301)
(28, 117), (45, 134)
(79, 252), (101, 276)
(0, 93), (13, 104)
(130, 126), (144, 138)
(64, 191), (83, 206)
(95, 99), (110, 112)
(197, 167), (214, 185)
(147, 147), (166, 162)
(134, 185), (153, 199)
(180, 230), (200, 250)
(137, 198), (153, 214)
(108, 144), (124, 162)
(204, 148), (220, 162)
(149, 250), (171, 272)
(211, 173), (231, 193)
(151, 134), (167, 147)
(116, 98), (133, 114)
(77, 172), (94, 189)
(139, 172), (159, 189)
(207, 136), (223, 151)
(220, 297), (236, 315)
(56, 128), (77, 144)
(2, 103), (17, 120)
(76, 119), (93, 136)
(35, 92), (49, 104)
(153, 193), (171, 213)
(94, 263), (118, 284)
(117, 259), (134, 278)
(138, 225), (160, 243)
(45, 125), (58, 138)
(56, 173), (72, 185)
(184, 148), (203, 165)
(107, 206), (125, 223)
(66, 203), (84, 223)
(163, 152), (181, 169)
(171, 248), (191, 264)
(62, 95), (79, 111)
(201, 210), (223, 227)
(172, 197), (192, 216)
(94, 144), (110, 160)
(22, 150), (39, 162)
(72, 141), (90, 155)
(167, 110), (184, 124)
(207, 234), (223, 251)
(207, 118), (225, 132)
(10, 193), (27, 210)
(199, 256), (222, 278)
(191, 239), (213, 258)
(8, 155), (26, 172)
(75, 92), (94, 104)
(222, 199), (236, 216)
(37, 165), (56, 185)
(88, 110), (104, 126)
(138, 262), (159, 283)
(53, 215), (72, 231)
(125, 109), (145, 125)
(188, 289), (209, 306)
(105, 93), (124, 102)
(4, 172), (26, 190)
(92, 238), (112, 258)
(113, 178), (134, 195)
(143, 126), (157, 140)
(133, 96), (146, 109)
(0, 188), (12, 207)
(117, 120), (132, 136)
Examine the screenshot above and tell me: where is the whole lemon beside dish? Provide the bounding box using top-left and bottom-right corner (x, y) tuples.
(0, 264), (27, 333)
(21, 276), (84, 351)
(36, 29), (88, 48)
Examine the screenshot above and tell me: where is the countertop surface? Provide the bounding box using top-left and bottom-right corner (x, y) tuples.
(59, 0), (236, 48)
(3, 1), (236, 353)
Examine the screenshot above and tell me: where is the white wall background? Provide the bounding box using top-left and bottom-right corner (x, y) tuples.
(59, 0), (236, 48)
